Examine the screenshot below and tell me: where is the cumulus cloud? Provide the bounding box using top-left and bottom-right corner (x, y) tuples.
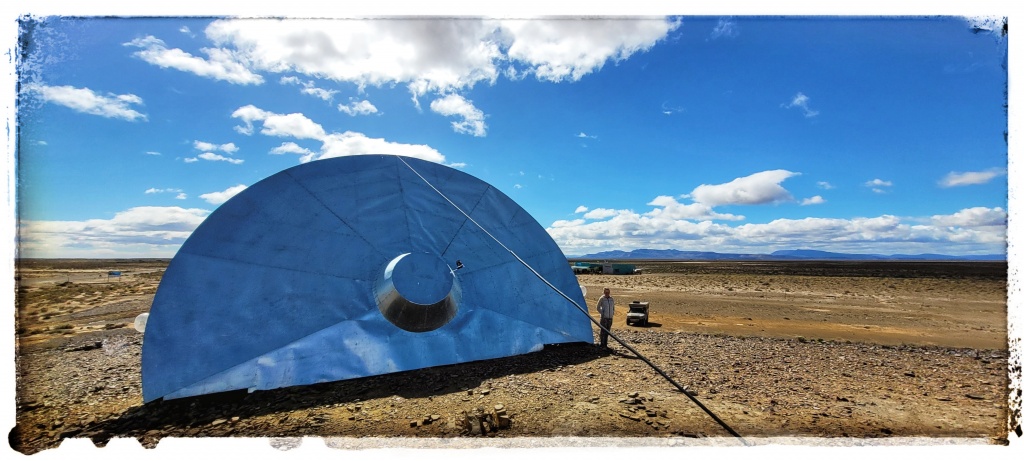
(320, 132), (445, 163)
(129, 19), (677, 133)
(864, 178), (893, 194)
(574, 205), (589, 214)
(500, 18), (680, 82)
(938, 168), (1006, 187)
(123, 35), (263, 85)
(270, 141), (316, 162)
(338, 99), (379, 116)
(197, 18), (677, 95)
(18, 206), (211, 258)
(23, 84), (147, 121)
(577, 132), (597, 139)
(931, 207), (1006, 228)
(783, 92), (819, 118)
(430, 94), (486, 136)
(817, 181), (834, 190)
(199, 184), (248, 205)
(194, 140), (238, 153)
(583, 208), (621, 220)
(547, 206), (1007, 257)
(645, 196), (744, 221)
(193, 152), (244, 164)
(800, 196), (826, 206)
(690, 170), (799, 206)
(232, 104), (446, 164)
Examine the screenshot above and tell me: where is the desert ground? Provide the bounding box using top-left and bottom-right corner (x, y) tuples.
(9, 259), (1014, 454)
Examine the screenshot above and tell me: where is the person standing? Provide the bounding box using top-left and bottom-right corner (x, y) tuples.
(596, 287), (615, 348)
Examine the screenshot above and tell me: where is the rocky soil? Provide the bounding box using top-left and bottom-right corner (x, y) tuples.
(9, 260), (1016, 454)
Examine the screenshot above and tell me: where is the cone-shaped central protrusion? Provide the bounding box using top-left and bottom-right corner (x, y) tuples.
(375, 252), (460, 332)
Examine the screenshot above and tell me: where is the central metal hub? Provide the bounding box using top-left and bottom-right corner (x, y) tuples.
(375, 252), (460, 332)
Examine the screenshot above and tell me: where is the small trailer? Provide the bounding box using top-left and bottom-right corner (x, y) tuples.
(626, 301), (649, 326)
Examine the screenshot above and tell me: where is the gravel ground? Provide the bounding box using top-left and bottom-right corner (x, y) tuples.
(10, 261), (1016, 454)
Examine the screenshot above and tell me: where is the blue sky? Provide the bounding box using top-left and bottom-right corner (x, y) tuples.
(10, 14), (1010, 258)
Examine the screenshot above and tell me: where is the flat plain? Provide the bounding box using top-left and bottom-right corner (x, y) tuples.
(10, 259), (1012, 453)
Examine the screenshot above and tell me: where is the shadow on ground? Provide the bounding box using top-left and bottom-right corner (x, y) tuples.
(25, 342), (609, 449)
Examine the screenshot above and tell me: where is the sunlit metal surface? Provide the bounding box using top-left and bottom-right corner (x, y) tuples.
(141, 155), (591, 402)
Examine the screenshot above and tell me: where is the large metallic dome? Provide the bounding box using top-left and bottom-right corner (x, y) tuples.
(141, 155), (591, 402)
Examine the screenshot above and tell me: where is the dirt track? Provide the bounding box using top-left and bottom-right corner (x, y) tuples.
(10, 260), (1014, 454)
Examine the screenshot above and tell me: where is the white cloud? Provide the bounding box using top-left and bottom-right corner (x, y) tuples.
(319, 132), (446, 163)
(939, 168), (1006, 187)
(183, 157), (198, 163)
(800, 196), (826, 206)
(270, 142), (316, 162)
(577, 132), (596, 139)
(931, 207), (1006, 228)
(231, 104), (272, 135)
(500, 18), (680, 82)
(24, 84), (147, 121)
(194, 140), (238, 154)
(124, 35), (263, 85)
(199, 184), (248, 205)
(447, 162), (467, 169)
(430, 94), (486, 136)
(234, 104), (447, 164)
(18, 206), (212, 258)
(864, 178), (893, 193)
(690, 170), (799, 206)
(783, 92), (819, 118)
(583, 208), (621, 220)
(710, 19), (738, 39)
(37, 140), (48, 146)
(547, 206), (1007, 257)
(205, 19), (503, 96)
(338, 99), (379, 116)
(145, 188), (184, 195)
(817, 181), (834, 190)
(644, 196), (743, 221)
(263, 113), (328, 140)
(175, 193), (188, 200)
(280, 76), (339, 101)
(199, 18), (679, 96)
(574, 205), (589, 214)
(197, 152), (244, 164)
(145, 151), (161, 156)
(514, 184), (523, 189)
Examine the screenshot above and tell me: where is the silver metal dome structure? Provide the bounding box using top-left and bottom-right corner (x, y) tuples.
(141, 155), (592, 402)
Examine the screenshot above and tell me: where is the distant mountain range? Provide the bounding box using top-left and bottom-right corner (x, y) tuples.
(571, 248), (1005, 261)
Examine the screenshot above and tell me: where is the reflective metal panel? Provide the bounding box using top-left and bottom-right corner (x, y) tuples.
(142, 155), (591, 402)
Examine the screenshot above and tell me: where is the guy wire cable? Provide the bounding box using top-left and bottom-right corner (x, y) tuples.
(398, 156), (747, 443)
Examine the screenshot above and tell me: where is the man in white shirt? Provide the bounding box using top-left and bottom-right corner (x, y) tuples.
(596, 287), (615, 348)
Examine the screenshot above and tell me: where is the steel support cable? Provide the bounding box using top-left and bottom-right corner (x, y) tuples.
(398, 157), (746, 443)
